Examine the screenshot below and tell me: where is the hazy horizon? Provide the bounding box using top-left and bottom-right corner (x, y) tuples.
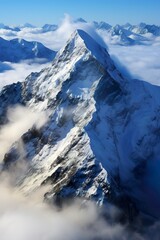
(0, 0), (160, 26)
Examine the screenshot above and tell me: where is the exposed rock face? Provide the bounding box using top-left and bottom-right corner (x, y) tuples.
(1, 29), (160, 219)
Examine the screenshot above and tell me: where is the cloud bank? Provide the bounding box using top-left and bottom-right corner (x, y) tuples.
(109, 44), (160, 86)
(0, 14), (106, 51)
(0, 184), (125, 240)
(0, 102), (159, 239)
(1, 15), (160, 88)
(0, 175), (159, 240)
(0, 104), (159, 240)
(0, 60), (50, 90)
(0, 15), (107, 89)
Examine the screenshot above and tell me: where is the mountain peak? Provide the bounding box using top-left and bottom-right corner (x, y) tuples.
(139, 22), (146, 28)
(75, 28), (103, 49)
(62, 29), (113, 70)
(20, 23), (36, 28)
(74, 18), (87, 23)
(75, 29), (106, 48)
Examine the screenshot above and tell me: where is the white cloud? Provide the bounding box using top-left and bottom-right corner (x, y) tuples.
(0, 182), (124, 240)
(0, 15), (107, 90)
(1, 15), (160, 87)
(0, 101), (128, 240)
(0, 105), (48, 162)
(109, 44), (160, 86)
(0, 60), (50, 89)
(0, 176), (159, 240)
(0, 14), (106, 51)
(0, 29), (16, 37)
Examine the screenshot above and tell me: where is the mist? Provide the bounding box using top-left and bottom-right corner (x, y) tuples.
(109, 44), (160, 86)
(0, 105), (48, 162)
(1, 15), (160, 89)
(0, 15), (107, 89)
(0, 16), (160, 239)
(0, 182), (125, 240)
(0, 14), (106, 51)
(0, 60), (51, 90)
(0, 105), (159, 240)
(0, 172), (160, 240)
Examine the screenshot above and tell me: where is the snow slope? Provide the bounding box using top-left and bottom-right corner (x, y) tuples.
(42, 24), (58, 32)
(130, 23), (160, 36)
(0, 29), (160, 219)
(97, 24), (149, 46)
(0, 37), (56, 62)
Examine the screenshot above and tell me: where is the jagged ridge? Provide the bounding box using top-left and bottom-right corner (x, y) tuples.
(0, 29), (160, 219)
(0, 37), (56, 62)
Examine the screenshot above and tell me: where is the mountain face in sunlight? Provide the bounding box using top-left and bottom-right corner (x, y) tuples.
(1, 29), (160, 221)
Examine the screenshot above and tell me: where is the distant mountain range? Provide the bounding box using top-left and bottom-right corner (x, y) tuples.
(1, 19), (159, 35)
(1, 19), (159, 46)
(0, 37), (56, 62)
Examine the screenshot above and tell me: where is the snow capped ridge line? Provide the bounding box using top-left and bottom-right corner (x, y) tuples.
(0, 29), (120, 205)
(59, 29), (116, 72)
(0, 37), (56, 63)
(76, 28), (107, 50)
(50, 29), (124, 90)
(2, 28), (160, 219)
(76, 28), (107, 49)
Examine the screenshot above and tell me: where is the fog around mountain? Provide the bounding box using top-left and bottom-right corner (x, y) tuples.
(0, 15), (160, 240)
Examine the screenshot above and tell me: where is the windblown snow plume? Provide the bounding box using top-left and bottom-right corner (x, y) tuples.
(54, 14), (106, 49)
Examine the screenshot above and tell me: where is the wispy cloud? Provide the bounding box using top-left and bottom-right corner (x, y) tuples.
(1, 15), (160, 87)
(0, 15), (106, 89)
(0, 14), (106, 51)
(0, 105), (48, 162)
(0, 60), (50, 89)
(0, 104), (159, 240)
(0, 175), (159, 240)
(0, 183), (123, 240)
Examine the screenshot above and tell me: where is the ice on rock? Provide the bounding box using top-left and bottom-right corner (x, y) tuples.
(0, 29), (160, 218)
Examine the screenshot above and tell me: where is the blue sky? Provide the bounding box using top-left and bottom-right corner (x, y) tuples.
(0, 0), (160, 26)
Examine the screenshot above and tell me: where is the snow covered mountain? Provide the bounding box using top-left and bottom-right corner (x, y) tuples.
(42, 24), (58, 32)
(144, 24), (160, 36)
(97, 24), (148, 45)
(1, 29), (160, 219)
(19, 23), (36, 29)
(108, 24), (136, 45)
(93, 21), (112, 31)
(129, 23), (160, 36)
(0, 23), (20, 32)
(74, 18), (87, 23)
(0, 20), (159, 47)
(0, 37), (56, 62)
